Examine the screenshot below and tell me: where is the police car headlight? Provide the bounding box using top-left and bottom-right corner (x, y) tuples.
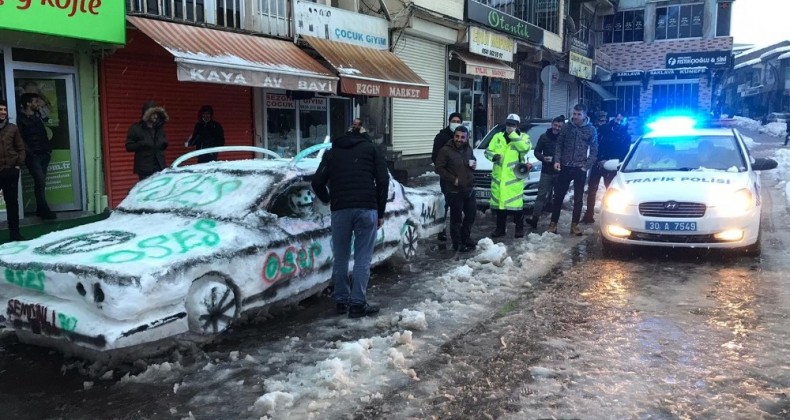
(722, 189), (755, 214)
(603, 188), (630, 212)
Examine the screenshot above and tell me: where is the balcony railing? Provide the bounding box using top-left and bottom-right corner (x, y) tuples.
(127, 0), (293, 37)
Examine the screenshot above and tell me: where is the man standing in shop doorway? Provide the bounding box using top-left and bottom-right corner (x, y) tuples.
(0, 100), (27, 241)
(126, 101), (169, 181)
(186, 105), (225, 163)
(17, 93), (56, 220)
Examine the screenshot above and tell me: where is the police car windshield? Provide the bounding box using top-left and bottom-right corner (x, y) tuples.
(622, 135), (746, 173)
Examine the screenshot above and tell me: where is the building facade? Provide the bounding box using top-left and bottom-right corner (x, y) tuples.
(722, 41), (790, 118)
(594, 0), (734, 131)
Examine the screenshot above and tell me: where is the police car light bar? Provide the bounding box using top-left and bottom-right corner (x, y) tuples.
(645, 116), (698, 135)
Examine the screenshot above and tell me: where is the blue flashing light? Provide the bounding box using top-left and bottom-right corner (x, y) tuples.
(645, 116), (699, 135)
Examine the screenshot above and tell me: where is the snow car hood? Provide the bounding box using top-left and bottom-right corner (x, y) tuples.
(0, 213), (260, 278)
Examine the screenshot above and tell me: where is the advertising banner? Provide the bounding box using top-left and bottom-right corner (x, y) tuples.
(0, 0), (125, 44)
(469, 26), (515, 62)
(666, 51), (731, 69)
(295, 0), (389, 50)
(467, 0), (544, 45)
(569, 51), (593, 80)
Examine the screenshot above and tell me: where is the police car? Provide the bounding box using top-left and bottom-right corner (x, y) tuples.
(599, 117), (778, 256)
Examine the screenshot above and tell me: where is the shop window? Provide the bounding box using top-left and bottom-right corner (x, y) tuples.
(603, 10), (644, 44)
(132, 0), (207, 23)
(716, 1), (733, 37)
(606, 85), (641, 119)
(358, 96), (388, 145)
(217, 0), (242, 28)
(11, 49), (74, 66)
(652, 83), (700, 113)
(656, 4), (703, 40)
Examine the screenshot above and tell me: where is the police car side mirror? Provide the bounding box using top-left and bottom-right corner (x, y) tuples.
(752, 158), (778, 171)
(603, 159), (621, 171)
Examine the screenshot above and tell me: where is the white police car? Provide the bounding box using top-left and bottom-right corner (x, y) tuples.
(599, 117), (778, 256)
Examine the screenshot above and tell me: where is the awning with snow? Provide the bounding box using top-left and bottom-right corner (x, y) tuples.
(301, 36), (429, 100)
(582, 81), (616, 101)
(127, 16), (338, 93)
(452, 51), (516, 80)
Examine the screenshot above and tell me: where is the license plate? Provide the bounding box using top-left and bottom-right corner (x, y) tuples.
(476, 190), (491, 199)
(645, 221), (697, 232)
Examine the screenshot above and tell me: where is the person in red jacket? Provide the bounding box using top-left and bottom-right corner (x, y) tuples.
(0, 100), (27, 241)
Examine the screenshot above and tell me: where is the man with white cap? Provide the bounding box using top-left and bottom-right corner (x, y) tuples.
(484, 113), (531, 238)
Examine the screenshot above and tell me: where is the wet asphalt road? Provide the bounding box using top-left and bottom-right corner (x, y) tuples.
(0, 129), (788, 419)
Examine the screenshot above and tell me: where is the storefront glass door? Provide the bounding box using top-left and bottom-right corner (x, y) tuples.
(13, 71), (82, 212)
(264, 93), (351, 157)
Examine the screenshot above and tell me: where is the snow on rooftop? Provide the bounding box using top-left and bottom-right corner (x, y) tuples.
(734, 58), (762, 70)
(779, 51), (790, 60)
(759, 46), (790, 60)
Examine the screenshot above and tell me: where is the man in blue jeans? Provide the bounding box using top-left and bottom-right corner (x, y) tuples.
(312, 127), (389, 318)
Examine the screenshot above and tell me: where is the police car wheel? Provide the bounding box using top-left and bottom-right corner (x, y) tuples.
(742, 231), (762, 257)
(601, 236), (622, 257)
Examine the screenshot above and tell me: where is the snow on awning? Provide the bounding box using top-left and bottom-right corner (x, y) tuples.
(734, 58), (762, 70)
(452, 51), (516, 80)
(779, 52), (790, 60)
(302, 36), (429, 100)
(127, 16), (338, 93)
(759, 46), (790, 60)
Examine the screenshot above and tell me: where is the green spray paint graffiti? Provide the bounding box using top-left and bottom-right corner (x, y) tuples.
(135, 174), (242, 207)
(0, 244), (29, 256)
(95, 219), (221, 264)
(4, 267), (45, 291)
(261, 242), (323, 285)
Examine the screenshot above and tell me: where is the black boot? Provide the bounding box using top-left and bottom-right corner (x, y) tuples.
(514, 227), (525, 238)
(580, 211), (595, 224)
(527, 216), (538, 229)
(437, 231), (447, 241)
(349, 303), (380, 318)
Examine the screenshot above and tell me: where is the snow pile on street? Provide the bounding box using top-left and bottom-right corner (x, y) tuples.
(252, 333), (415, 417)
(770, 148), (790, 207)
(760, 122), (787, 138)
(741, 135), (758, 149)
(732, 116), (762, 132)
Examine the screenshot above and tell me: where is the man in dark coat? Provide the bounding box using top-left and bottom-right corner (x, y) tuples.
(582, 112), (630, 223)
(527, 115), (564, 229)
(17, 92), (55, 220)
(435, 125), (477, 252)
(187, 105), (225, 163)
(311, 129), (389, 319)
(0, 100), (26, 241)
(126, 101), (169, 181)
(431, 112), (463, 241)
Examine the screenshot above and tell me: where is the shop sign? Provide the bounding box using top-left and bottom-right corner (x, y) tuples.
(612, 70), (644, 82)
(666, 51), (731, 69)
(648, 68), (709, 80)
(536, 0), (559, 13)
(467, 0), (544, 45)
(295, 0), (388, 50)
(569, 51), (593, 80)
(469, 26), (515, 62)
(265, 94), (295, 110)
(299, 97), (327, 111)
(570, 37), (588, 56)
(0, 0), (125, 44)
(178, 63), (337, 94)
(468, 64), (515, 79)
(340, 79), (429, 99)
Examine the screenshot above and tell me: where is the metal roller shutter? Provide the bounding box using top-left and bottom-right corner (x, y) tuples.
(100, 29), (254, 207)
(543, 81), (570, 119)
(391, 34), (447, 157)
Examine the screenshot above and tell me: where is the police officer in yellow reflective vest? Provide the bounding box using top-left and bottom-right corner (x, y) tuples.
(485, 113), (532, 238)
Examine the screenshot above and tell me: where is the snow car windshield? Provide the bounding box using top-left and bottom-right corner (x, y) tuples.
(117, 163), (286, 220)
(622, 135), (747, 173)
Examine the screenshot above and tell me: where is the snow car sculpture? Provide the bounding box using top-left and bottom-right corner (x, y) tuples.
(0, 146), (445, 357)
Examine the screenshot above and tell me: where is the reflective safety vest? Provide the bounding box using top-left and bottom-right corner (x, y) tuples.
(484, 130), (532, 210)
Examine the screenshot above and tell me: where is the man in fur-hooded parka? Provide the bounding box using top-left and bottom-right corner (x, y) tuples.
(126, 101), (169, 180)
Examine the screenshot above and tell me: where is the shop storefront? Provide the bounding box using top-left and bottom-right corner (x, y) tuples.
(0, 1), (125, 218)
(465, 0), (545, 124)
(294, 0), (432, 163)
(100, 16), (339, 207)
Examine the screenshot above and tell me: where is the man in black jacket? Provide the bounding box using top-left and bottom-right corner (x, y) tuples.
(435, 126), (476, 252)
(187, 105), (225, 163)
(17, 93), (56, 220)
(312, 130), (389, 319)
(126, 101), (169, 181)
(431, 112), (463, 241)
(527, 116), (564, 229)
(582, 112), (630, 223)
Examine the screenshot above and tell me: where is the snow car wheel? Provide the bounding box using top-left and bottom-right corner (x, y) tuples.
(186, 274), (240, 336)
(400, 220), (419, 260)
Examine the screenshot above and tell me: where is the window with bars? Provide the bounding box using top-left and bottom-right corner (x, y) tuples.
(655, 3), (703, 40)
(128, 0), (242, 28)
(606, 85), (641, 118)
(652, 83), (700, 113)
(479, 0), (560, 35)
(603, 10), (645, 44)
